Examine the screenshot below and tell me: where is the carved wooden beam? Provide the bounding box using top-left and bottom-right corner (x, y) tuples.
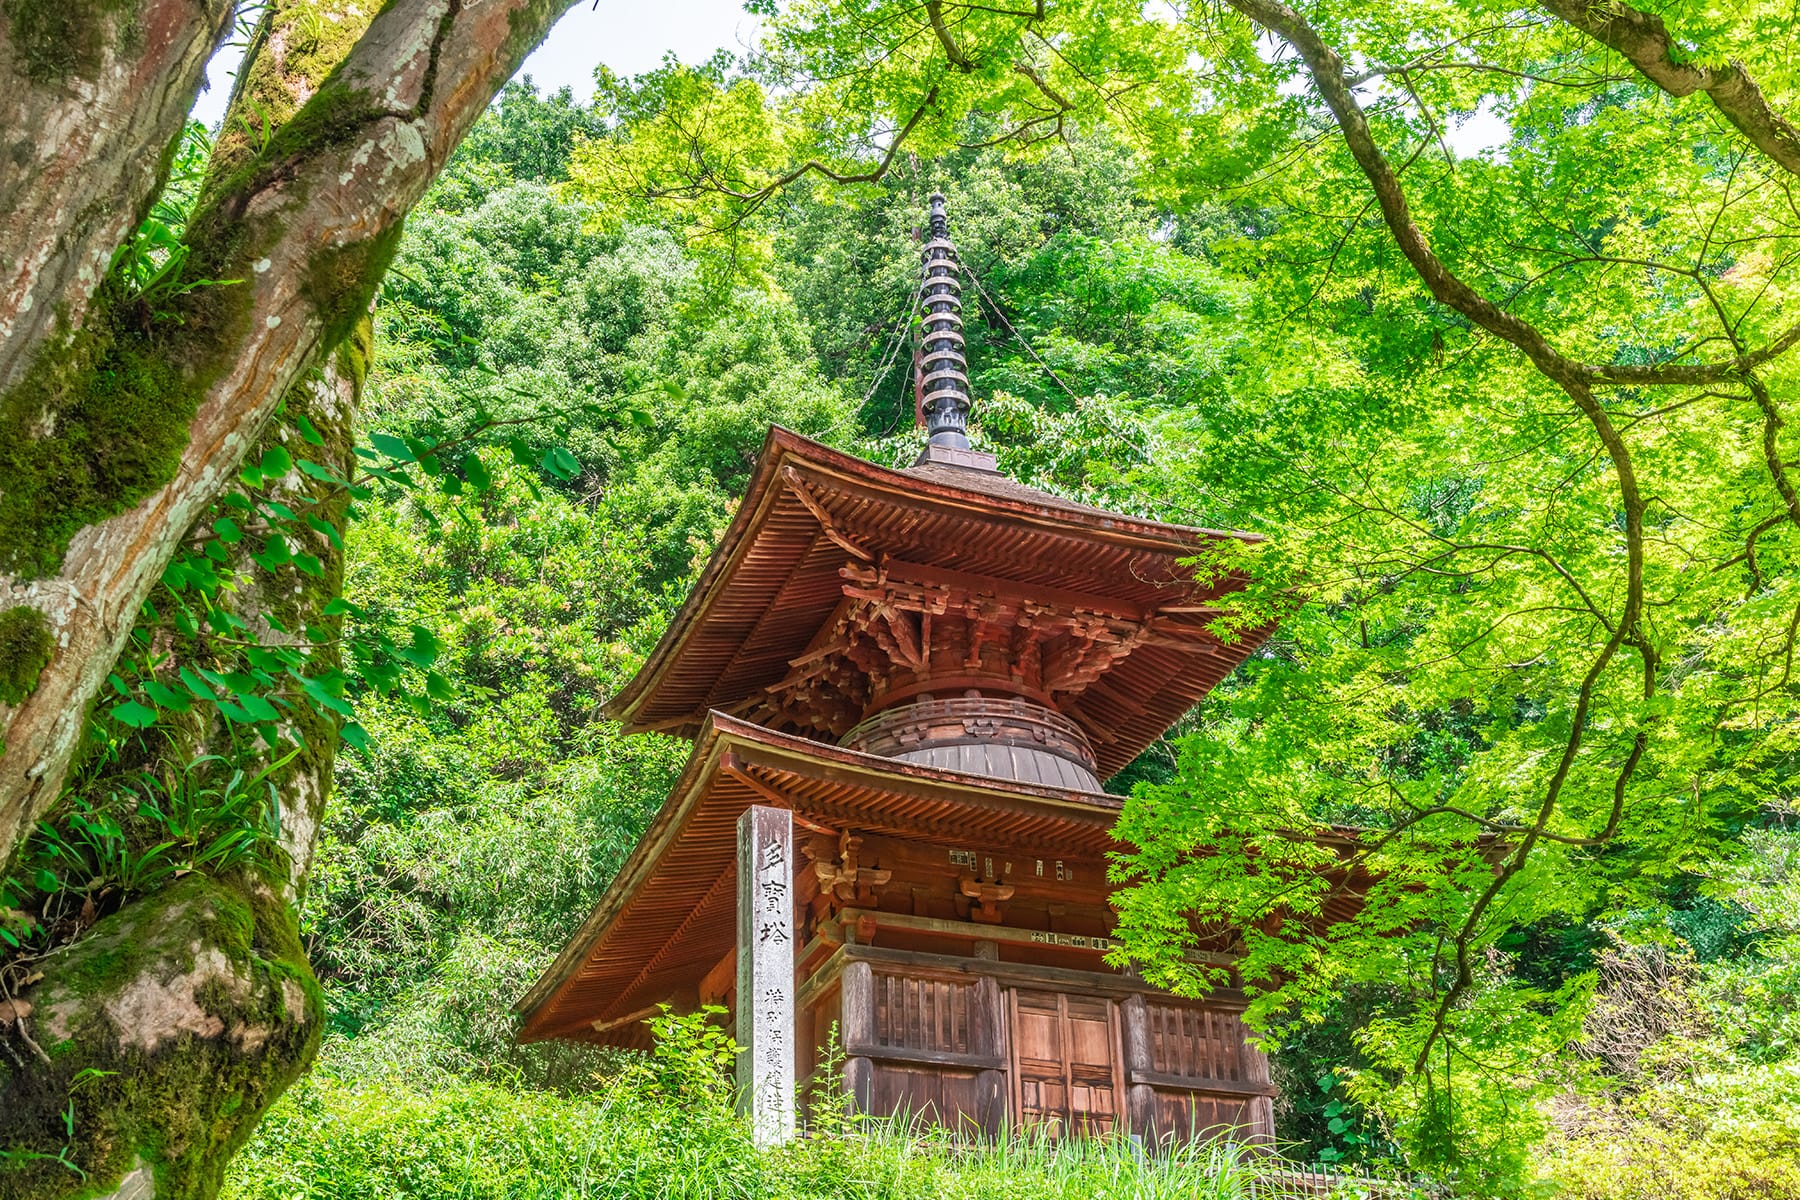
(783, 466), (873, 562)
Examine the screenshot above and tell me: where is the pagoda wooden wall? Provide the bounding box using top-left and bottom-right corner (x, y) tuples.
(797, 946), (1274, 1146)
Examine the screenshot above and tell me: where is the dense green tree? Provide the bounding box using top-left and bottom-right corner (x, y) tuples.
(295, 136), (860, 1090)
(68, 64), (1773, 1196)
(567, 4), (1800, 1187)
(0, 0), (579, 1187)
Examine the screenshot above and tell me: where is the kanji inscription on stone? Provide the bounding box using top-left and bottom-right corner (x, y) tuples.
(736, 804), (795, 1146)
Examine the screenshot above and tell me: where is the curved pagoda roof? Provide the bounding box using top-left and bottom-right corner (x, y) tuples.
(515, 710), (1139, 1045)
(604, 426), (1270, 780)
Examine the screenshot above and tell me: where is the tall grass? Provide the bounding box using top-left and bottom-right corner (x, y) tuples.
(222, 1073), (1342, 1200)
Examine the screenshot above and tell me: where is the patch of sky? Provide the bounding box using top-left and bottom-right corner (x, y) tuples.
(190, 0), (766, 128)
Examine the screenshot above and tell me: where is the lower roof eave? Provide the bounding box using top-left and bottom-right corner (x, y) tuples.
(513, 711), (1129, 1043)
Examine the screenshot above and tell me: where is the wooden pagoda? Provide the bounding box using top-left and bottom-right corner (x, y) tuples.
(516, 196), (1289, 1148)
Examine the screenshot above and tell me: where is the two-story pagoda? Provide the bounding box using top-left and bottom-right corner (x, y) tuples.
(516, 197), (1290, 1147)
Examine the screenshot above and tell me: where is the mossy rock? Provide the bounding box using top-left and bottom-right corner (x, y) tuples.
(0, 873), (323, 1200)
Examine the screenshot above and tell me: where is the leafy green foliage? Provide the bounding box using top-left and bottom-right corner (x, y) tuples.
(292, 125), (859, 1096)
(225, 1039), (1272, 1200)
(196, 53), (1800, 1197)
(0, 749), (293, 954)
(629, 1006), (739, 1105)
(109, 121), (241, 313)
(0, 605), (54, 706)
(1543, 826), (1800, 1198)
(456, 80), (610, 185)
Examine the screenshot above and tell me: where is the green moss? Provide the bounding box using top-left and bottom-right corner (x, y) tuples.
(0, 266), (258, 580)
(200, 82), (386, 217)
(332, 307), (376, 392)
(0, 0), (435, 581)
(202, 0), (379, 196)
(0, 606), (54, 705)
(0, 874), (323, 1200)
(307, 226), (404, 355)
(0, 0), (134, 84)
(504, 0), (574, 69)
(1, 92), (395, 581)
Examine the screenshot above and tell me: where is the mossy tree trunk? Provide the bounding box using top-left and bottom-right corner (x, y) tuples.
(0, 0), (236, 394)
(0, 0), (575, 1193)
(0, 351), (362, 1200)
(0, 0), (578, 857)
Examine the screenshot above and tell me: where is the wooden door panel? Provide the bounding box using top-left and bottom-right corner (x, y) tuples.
(1008, 988), (1122, 1136)
(861, 1061), (1006, 1138)
(1122, 994), (1278, 1145)
(1151, 1091), (1268, 1144)
(1145, 1001), (1258, 1085)
(1066, 997), (1112, 1068)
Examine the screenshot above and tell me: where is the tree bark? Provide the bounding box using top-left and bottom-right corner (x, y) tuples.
(0, 336), (364, 1200)
(0, 0), (235, 393)
(0, 872), (323, 1200)
(1541, 0), (1800, 179)
(0, 0), (572, 1188)
(0, 0), (579, 869)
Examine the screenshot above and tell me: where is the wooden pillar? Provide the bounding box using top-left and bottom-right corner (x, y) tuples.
(736, 804), (796, 1146)
(1241, 1021), (1276, 1146)
(974, 973), (1008, 1136)
(840, 958), (875, 1116)
(1120, 993), (1159, 1147)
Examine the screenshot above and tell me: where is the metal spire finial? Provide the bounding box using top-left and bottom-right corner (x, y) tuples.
(918, 193), (971, 451)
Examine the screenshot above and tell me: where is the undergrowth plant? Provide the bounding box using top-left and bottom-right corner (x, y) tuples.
(0, 747), (293, 956)
(223, 1066), (1307, 1200)
(220, 1001), (1355, 1200)
(107, 120), (238, 316)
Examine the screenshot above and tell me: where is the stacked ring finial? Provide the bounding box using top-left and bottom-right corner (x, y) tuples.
(919, 193), (972, 450)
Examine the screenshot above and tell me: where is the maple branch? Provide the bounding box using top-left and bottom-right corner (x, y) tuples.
(926, 0), (976, 69)
(1014, 62), (1073, 112)
(1225, 0), (1658, 1075)
(1542, 0), (1800, 179)
(1593, 319), (1800, 386)
(649, 88), (942, 232)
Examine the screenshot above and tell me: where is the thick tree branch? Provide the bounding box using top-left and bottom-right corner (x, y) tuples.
(0, 0), (578, 866)
(1591, 317), (1800, 385)
(0, 0), (236, 392)
(926, 0), (976, 69)
(1542, 0), (1800, 179)
(1014, 61), (1073, 112)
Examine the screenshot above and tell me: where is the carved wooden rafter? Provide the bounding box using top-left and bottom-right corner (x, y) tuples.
(783, 466), (874, 562)
(747, 557), (1224, 740)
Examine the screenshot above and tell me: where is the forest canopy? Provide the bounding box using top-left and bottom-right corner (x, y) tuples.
(5, 0), (1800, 1197)
(552, 2), (1800, 1183)
(291, 51), (1800, 1191)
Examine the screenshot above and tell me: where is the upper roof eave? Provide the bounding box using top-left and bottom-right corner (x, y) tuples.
(601, 426), (1261, 730)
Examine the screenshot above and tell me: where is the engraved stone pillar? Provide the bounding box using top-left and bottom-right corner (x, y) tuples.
(736, 804), (796, 1146)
